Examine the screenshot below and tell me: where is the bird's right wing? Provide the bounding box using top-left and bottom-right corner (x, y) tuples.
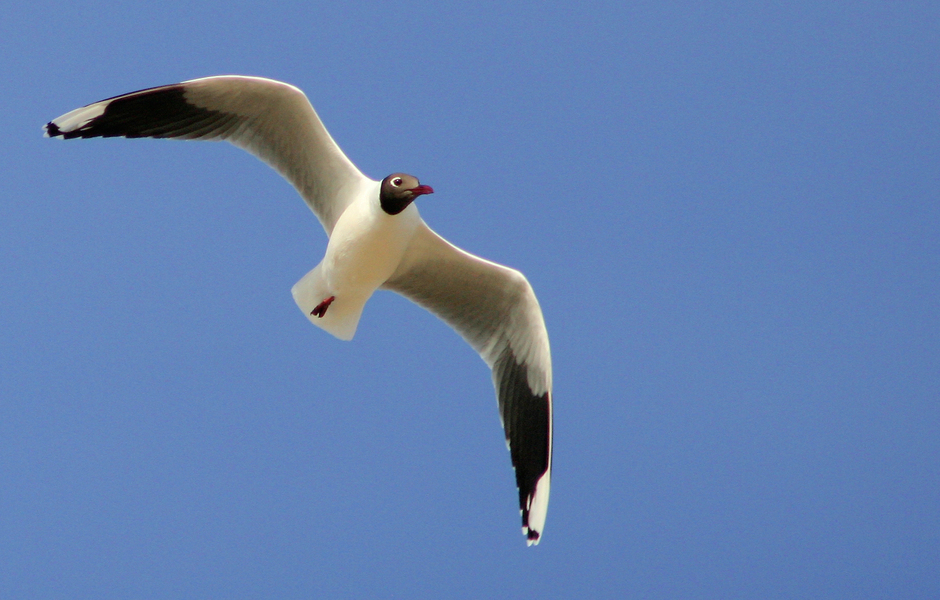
(383, 222), (553, 545)
(44, 75), (371, 234)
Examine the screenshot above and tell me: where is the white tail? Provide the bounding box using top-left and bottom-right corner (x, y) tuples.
(291, 263), (368, 341)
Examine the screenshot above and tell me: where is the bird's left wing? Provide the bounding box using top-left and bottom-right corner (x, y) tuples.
(44, 76), (370, 234)
(383, 222), (553, 545)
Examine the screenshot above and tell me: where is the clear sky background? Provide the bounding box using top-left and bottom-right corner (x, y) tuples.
(2, 2), (938, 598)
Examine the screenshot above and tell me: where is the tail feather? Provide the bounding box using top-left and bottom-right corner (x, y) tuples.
(291, 263), (365, 341)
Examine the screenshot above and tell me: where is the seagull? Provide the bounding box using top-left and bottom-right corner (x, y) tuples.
(44, 75), (553, 545)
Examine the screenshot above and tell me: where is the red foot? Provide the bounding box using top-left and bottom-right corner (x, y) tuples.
(311, 296), (335, 318)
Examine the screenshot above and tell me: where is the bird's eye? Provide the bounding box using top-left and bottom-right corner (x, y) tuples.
(393, 177), (403, 186)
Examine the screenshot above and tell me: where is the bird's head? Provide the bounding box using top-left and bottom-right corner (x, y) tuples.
(379, 173), (434, 215)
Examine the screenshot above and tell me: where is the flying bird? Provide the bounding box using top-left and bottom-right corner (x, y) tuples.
(44, 75), (553, 545)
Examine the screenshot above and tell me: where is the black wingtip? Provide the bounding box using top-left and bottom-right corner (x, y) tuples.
(44, 121), (62, 138)
(527, 529), (541, 543)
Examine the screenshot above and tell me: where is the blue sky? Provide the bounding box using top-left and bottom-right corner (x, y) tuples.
(2, 1), (938, 598)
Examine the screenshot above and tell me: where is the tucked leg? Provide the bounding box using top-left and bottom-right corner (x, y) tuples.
(311, 296), (335, 318)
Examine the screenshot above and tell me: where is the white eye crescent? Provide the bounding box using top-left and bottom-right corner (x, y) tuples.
(393, 177), (403, 186)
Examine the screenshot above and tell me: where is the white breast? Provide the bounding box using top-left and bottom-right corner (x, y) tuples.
(290, 189), (422, 341)
(323, 195), (421, 295)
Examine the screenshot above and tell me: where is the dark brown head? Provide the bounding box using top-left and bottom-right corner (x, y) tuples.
(380, 173), (434, 215)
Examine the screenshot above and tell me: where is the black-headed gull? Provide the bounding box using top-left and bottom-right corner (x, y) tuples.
(45, 76), (553, 545)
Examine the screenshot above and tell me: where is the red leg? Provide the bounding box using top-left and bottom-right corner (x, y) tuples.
(311, 296), (335, 318)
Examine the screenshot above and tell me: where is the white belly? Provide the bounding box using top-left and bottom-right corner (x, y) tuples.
(291, 197), (421, 341)
(323, 199), (420, 296)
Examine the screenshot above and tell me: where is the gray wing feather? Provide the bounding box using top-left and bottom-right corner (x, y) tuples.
(383, 222), (553, 544)
(45, 76), (369, 234)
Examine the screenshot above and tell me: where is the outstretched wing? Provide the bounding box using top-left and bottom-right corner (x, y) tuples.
(44, 75), (370, 234)
(383, 222), (553, 545)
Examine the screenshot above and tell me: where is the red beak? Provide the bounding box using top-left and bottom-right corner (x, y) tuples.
(408, 185), (434, 198)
